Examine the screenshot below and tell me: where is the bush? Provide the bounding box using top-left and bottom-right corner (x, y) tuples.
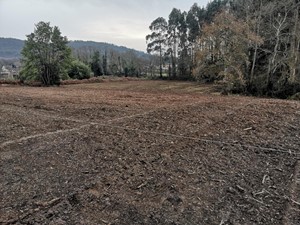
(68, 60), (91, 80)
(193, 63), (223, 83)
(219, 66), (247, 94)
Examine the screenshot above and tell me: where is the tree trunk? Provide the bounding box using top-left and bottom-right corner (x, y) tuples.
(159, 45), (163, 78)
(267, 9), (287, 90)
(250, 0), (262, 85)
(289, 3), (299, 83)
(172, 31), (177, 78)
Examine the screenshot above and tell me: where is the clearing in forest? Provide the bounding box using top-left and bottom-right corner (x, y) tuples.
(0, 80), (300, 224)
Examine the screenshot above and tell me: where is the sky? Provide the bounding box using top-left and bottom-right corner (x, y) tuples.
(0, 0), (210, 52)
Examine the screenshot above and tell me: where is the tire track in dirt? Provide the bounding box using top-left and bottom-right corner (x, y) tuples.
(0, 104), (85, 123)
(1, 102), (300, 157)
(0, 124), (92, 149)
(0, 103), (160, 149)
(0, 99), (205, 148)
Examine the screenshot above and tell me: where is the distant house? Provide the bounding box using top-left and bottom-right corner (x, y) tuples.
(0, 64), (20, 79)
(0, 66), (13, 79)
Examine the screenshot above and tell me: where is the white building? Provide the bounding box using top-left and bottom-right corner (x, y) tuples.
(0, 66), (13, 79)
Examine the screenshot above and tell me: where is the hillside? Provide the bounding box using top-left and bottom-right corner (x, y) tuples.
(0, 37), (147, 59)
(0, 38), (24, 58)
(69, 40), (147, 58)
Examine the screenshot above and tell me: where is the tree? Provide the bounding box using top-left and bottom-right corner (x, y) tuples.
(289, 0), (300, 84)
(205, 0), (227, 22)
(177, 11), (193, 79)
(146, 17), (168, 78)
(91, 50), (103, 76)
(72, 46), (94, 65)
(122, 50), (141, 77)
(108, 50), (122, 75)
(102, 50), (108, 75)
(247, 0), (300, 96)
(194, 11), (262, 92)
(21, 21), (71, 85)
(230, 0), (300, 97)
(186, 4), (206, 68)
(186, 3), (205, 44)
(167, 8), (182, 78)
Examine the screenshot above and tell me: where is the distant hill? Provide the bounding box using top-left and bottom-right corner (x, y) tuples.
(0, 38), (24, 59)
(0, 37), (148, 59)
(69, 40), (148, 58)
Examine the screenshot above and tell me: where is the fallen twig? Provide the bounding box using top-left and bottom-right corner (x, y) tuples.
(262, 175), (270, 184)
(137, 182), (148, 189)
(246, 196), (267, 206)
(35, 197), (61, 207)
(291, 199), (300, 206)
(100, 219), (110, 224)
(253, 189), (269, 196)
(236, 185), (245, 193)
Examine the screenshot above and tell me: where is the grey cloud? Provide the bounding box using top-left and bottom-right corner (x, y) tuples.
(0, 0), (209, 51)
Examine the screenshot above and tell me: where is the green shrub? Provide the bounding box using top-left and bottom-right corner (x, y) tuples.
(68, 60), (91, 80)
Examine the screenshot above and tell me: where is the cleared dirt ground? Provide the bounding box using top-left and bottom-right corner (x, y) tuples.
(0, 80), (300, 225)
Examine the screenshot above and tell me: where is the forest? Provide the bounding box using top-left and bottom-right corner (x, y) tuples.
(146, 0), (300, 98)
(16, 0), (300, 98)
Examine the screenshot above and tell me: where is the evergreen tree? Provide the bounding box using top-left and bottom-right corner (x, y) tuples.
(167, 8), (183, 78)
(146, 17), (168, 78)
(21, 21), (71, 85)
(186, 3), (205, 44)
(91, 50), (103, 76)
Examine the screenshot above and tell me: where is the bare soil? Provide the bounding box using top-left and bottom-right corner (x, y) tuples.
(0, 80), (300, 225)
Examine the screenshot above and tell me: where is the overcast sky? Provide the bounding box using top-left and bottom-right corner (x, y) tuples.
(0, 0), (210, 52)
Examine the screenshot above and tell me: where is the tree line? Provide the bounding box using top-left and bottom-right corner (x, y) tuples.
(72, 46), (148, 77)
(146, 0), (300, 98)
